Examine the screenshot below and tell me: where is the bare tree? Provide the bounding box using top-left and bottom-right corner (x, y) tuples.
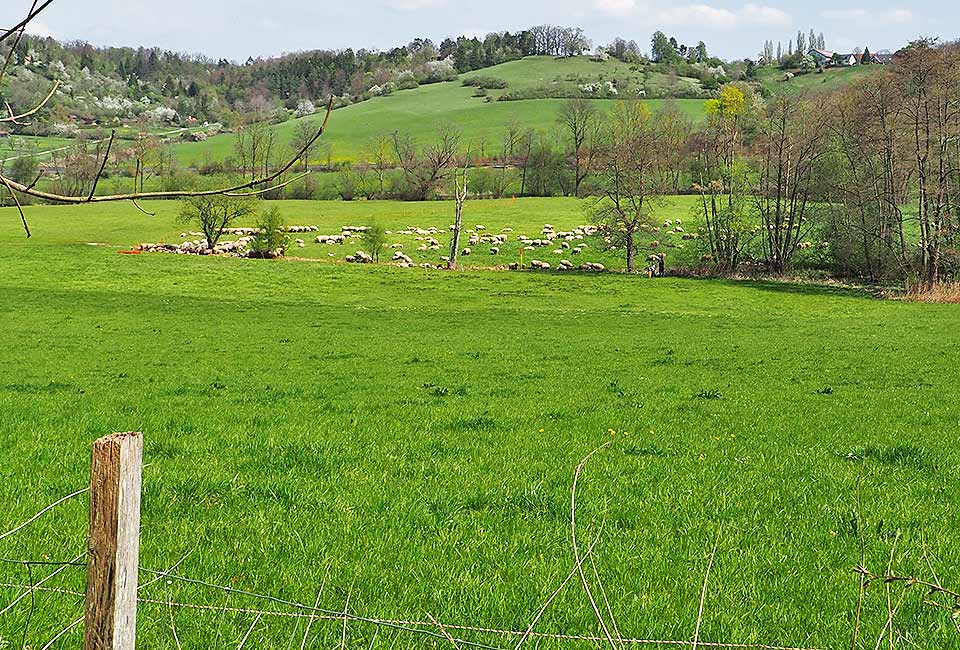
(392, 124), (460, 201)
(290, 120), (317, 172)
(829, 74), (912, 281)
(896, 42), (960, 287)
(557, 99), (599, 197)
(692, 85), (758, 270)
(448, 160), (470, 270)
(754, 94), (831, 272)
(589, 101), (670, 272)
(365, 132), (392, 199)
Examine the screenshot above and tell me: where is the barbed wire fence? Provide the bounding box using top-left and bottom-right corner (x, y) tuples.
(1, 433), (957, 650)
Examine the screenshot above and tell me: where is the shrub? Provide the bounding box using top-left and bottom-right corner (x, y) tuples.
(462, 76), (509, 89)
(396, 71), (419, 91)
(248, 206), (288, 259)
(362, 221), (388, 263)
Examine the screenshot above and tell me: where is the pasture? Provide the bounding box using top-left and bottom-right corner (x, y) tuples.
(1, 199), (959, 649)
(172, 56), (707, 167)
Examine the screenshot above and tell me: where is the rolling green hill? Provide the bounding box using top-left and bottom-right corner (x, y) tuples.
(173, 56), (709, 167)
(755, 63), (883, 95)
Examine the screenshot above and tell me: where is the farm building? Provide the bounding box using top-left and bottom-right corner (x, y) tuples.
(808, 48), (835, 66)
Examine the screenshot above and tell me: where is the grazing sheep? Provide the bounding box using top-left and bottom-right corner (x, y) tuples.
(461, 248), (472, 256)
(490, 247), (500, 254)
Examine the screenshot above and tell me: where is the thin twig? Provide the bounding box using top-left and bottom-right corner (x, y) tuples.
(0, 487), (88, 541)
(851, 469), (867, 650)
(693, 531), (721, 650)
(341, 586), (352, 650)
(514, 532), (603, 650)
(920, 538), (960, 634)
(166, 580), (184, 650)
(429, 613), (463, 649)
(0, 551), (85, 616)
(571, 443), (617, 650)
(0, 98), (334, 205)
(0, 81), (60, 124)
(591, 551), (624, 650)
(237, 612), (263, 650)
(0, 0), (57, 46)
(1, 173), (30, 238)
(86, 130), (115, 201)
(301, 575), (329, 650)
(39, 615), (83, 650)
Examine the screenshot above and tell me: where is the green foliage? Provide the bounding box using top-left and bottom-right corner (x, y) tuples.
(462, 76), (509, 89)
(177, 194), (256, 247)
(248, 206), (288, 258)
(362, 221), (388, 262)
(6, 154), (40, 186)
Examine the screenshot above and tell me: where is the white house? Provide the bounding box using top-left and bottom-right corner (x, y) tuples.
(808, 48), (834, 66)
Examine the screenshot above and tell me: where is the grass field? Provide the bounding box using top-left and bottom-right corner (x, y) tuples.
(754, 65), (882, 95)
(0, 197), (706, 271)
(1, 198), (959, 648)
(173, 57), (707, 167)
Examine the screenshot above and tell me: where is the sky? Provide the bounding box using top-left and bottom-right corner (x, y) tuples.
(1, 0), (949, 62)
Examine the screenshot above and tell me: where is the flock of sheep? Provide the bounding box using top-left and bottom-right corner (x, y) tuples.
(137, 221), (615, 271)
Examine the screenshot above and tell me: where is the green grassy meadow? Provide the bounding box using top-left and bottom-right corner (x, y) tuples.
(1, 199), (959, 649)
(173, 57), (707, 166)
(754, 65), (882, 95)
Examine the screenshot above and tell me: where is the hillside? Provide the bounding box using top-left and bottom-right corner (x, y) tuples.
(173, 56), (709, 166)
(755, 63), (883, 95)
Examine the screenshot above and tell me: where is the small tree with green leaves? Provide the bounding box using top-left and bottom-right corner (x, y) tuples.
(248, 206), (288, 258)
(178, 195), (256, 249)
(362, 221), (388, 263)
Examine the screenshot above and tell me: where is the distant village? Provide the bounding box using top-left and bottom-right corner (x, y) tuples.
(806, 47), (896, 67)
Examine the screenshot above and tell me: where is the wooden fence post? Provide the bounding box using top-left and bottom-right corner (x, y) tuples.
(84, 432), (143, 650)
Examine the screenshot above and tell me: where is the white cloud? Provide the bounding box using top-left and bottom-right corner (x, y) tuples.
(385, 0), (445, 10)
(821, 7), (912, 24)
(740, 3), (792, 26)
(656, 3), (791, 30)
(594, 0), (637, 16)
(25, 19), (56, 39)
(657, 4), (738, 29)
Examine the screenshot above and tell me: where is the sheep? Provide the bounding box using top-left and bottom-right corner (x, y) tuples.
(490, 247), (500, 254)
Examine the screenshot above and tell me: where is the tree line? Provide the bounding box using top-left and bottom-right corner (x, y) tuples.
(312, 40), (959, 287)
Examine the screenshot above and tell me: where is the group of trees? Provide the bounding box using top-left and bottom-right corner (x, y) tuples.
(0, 24), (598, 134)
(687, 39), (960, 287)
(651, 32), (712, 65)
(760, 29), (828, 66)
